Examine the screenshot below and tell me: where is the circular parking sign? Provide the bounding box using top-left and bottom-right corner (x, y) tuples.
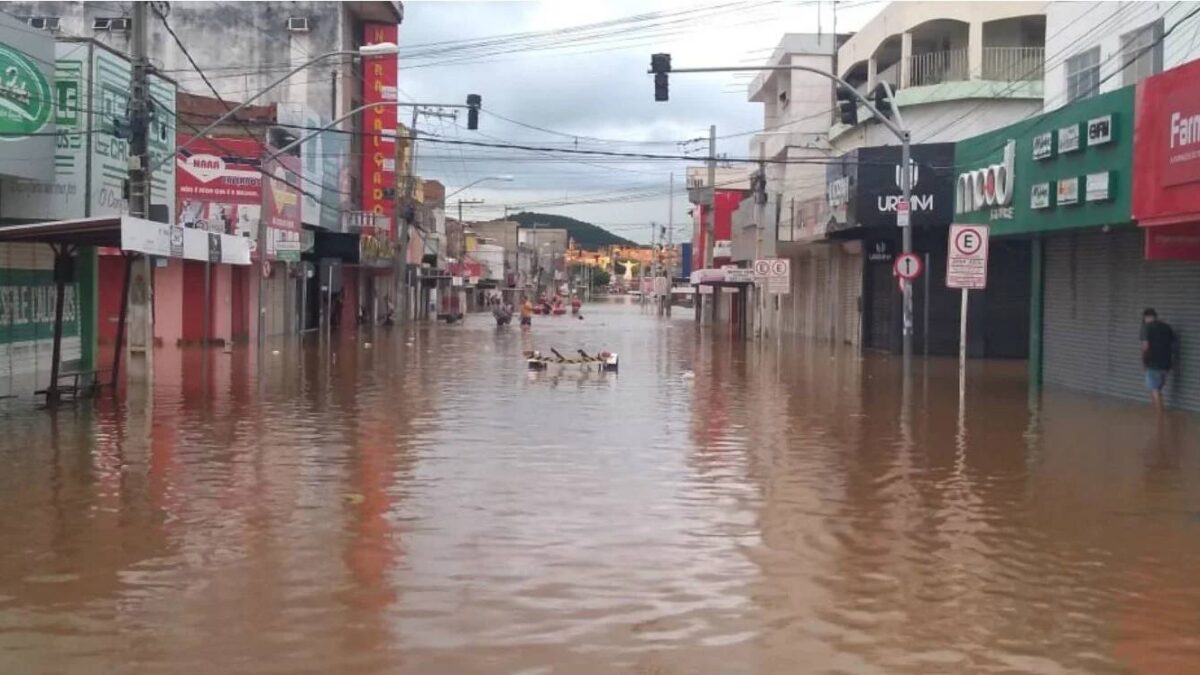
(954, 227), (985, 256)
(754, 259), (771, 276)
(893, 252), (922, 280)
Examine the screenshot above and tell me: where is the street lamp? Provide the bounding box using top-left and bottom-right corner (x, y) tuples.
(650, 58), (915, 375)
(156, 42), (399, 173)
(446, 175), (515, 200)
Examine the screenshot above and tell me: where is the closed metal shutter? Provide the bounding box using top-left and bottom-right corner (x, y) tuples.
(839, 251), (862, 346)
(1044, 228), (1200, 411)
(865, 260), (895, 351)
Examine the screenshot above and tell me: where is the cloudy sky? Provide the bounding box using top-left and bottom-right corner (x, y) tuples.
(399, 0), (884, 243)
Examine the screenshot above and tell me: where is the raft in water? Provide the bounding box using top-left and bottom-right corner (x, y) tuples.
(524, 348), (618, 372)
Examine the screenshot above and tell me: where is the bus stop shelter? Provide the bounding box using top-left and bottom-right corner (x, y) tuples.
(0, 215), (252, 405)
(0, 216), (132, 405)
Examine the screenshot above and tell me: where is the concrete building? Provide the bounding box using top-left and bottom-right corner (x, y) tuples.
(834, 1), (1045, 149)
(7, 1), (402, 121)
(1043, 1), (1200, 112)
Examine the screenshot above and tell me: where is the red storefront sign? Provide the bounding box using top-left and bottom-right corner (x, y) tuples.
(361, 23), (399, 237)
(1133, 58), (1200, 255)
(176, 134), (263, 237)
(1145, 222), (1200, 260)
(263, 154), (301, 231)
(263, 154), (302, 260)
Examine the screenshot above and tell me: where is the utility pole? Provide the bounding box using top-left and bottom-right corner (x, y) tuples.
(127, 0), (154, 381)
(704, 125), (716, 269)
(398, 106), (457, 322)
(457, 198), (484, 223)
(666, 172), (673, 316)
(650, 60), (912, 371)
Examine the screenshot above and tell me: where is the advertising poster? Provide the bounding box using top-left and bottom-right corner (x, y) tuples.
(175, 134), (263, 239)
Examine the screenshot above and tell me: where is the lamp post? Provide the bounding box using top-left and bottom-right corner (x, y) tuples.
(649, 60), (913, 375)
(260, 98), (483, 327)
(154, 42), (399, 175)
(445, 175), (515, 201)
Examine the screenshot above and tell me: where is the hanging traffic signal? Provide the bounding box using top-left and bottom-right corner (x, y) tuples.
(466, 94), (482, 130)
(872, 82), (894, 120)
(650, 53), (671, 102)
(835, 86), (857, 126)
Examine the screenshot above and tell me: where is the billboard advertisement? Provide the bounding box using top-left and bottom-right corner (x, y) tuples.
(175, 134), (263, 239)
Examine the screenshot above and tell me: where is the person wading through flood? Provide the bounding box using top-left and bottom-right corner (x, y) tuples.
(519, 296), (534, 329)
(1140, 308), (1177, 411)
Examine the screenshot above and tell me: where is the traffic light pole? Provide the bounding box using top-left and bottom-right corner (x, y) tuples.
(652, 63), (913, 372)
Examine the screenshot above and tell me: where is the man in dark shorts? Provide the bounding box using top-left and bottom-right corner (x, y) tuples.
(1140, 308), (1176, 411)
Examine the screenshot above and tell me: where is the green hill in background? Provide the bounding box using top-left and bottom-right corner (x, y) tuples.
(508, 212), (637, 250)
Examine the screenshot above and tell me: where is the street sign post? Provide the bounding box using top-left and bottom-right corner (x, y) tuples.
(893, 252), (922, 281)
(946, 224), (990, 374)
(947, 224), (989, 289)
(896, 199), (911, 228)
(753, 258), (790, 294)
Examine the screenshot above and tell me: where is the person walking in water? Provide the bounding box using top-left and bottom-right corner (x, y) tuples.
(519, 296), (534, 329)
(1140, 308), (1177, 411)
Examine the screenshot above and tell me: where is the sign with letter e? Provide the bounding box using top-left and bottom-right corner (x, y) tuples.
(947, 224), (989, 289)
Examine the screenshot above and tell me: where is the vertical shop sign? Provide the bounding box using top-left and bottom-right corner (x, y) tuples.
(361, 23), (399, 237)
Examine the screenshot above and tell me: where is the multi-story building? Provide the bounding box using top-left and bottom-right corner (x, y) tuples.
(949, 2), (1200, 408)
(747, 4), (1049, 354)
(834, 1), (1046, 149)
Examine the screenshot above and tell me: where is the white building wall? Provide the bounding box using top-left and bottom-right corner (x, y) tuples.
(832, 97), (1042, 153)
(6, 1), (400, 123)
(1043, 2), (1200, 112)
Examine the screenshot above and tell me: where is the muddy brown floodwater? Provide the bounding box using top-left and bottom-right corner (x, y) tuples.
(1, 298), (1199, 674)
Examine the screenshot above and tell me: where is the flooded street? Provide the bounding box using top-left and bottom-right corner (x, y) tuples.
(1, 299), (1199, 674)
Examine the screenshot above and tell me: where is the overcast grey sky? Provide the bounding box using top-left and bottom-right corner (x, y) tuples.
(400, 0), (883, 243)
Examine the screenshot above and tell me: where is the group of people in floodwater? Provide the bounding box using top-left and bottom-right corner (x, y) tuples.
(492, 293), (582, 328)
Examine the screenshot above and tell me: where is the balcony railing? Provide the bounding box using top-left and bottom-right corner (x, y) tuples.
(982, 46), (1044, 81)
(908, 48), (969, 87)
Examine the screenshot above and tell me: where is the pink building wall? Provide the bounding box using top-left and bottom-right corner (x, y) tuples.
(154, 260), (185, 346)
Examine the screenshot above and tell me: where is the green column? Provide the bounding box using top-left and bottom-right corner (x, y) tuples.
(1028, 236), (1044, 389)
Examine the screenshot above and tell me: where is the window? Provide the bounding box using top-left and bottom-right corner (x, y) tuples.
(1065, 47), (1100, 103)
(1121, 19), (1164, 86)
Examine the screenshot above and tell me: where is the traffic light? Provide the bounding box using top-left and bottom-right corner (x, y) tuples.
(872, 82), (894, 120)
(466, 93), (482, 130)
(835, 86), (857, 126)
(650, 53), (671, 102)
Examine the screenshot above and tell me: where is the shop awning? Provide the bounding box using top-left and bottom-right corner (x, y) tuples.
(689, 268), (755, 286)
(0, 215), (124, 246)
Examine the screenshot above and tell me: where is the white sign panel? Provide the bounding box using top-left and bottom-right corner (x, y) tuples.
(1031, 182), (1051, 209)
(896, 199), (911, 228)
(723, 268), (754, 284)
(947, 224), (989, 290)
(754, 258), (790, 294)
(1032, 132), (1053, 160)
(1058, 124), (1081, 153)
(1085, 172), (1111, 202)
(1057, 176), (1079, 206)
(1087, 115), (1112, 146)
(121, 216), (251, 265)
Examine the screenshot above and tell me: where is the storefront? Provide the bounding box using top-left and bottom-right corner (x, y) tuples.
(1131, 59), (1200, 410)
(826, 143), (969, 355)
(955, 86), (1139, 398)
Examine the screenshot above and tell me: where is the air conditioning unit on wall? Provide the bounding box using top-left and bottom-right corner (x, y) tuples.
(287, 17), (310, 32)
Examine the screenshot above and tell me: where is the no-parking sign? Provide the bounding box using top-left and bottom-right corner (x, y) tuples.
(947, 224), (989, 289)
